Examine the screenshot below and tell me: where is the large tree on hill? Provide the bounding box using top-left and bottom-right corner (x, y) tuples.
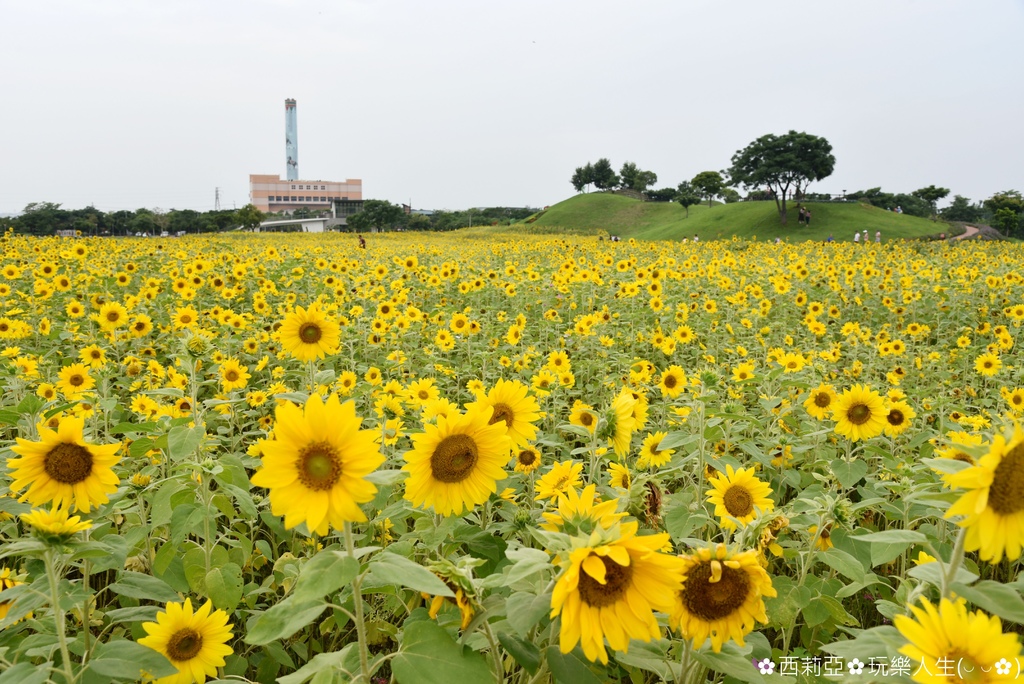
(619, 162), (657, 193)
(591, 158), (620, 190)
(675, 181), (701, 218)
(728, 131), (835, 225)
(912, 185), (950, 218)
(570, 163), (594, 193)
(691, 171), (726, 207)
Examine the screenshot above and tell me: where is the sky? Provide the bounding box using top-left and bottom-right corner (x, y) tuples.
(1, 0), (1022, 214)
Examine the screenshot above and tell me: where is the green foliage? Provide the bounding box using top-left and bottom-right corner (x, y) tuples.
(646, 187), (678, 202)
(994, 208), (1019, 235)
(675, 181), (702, 218)
(912, 184), (951, 213)
(940, 195), (984, 222)
(722, 187), (741, 204)
(691, 170), (727, 207)
(571, 163), (594, 193)
(847, 188), (931, 217)
(590, 158), (619, 190)
(619, 161), (657, 193)
(728, 130), (836, 224)
(350, 199), (406, 233)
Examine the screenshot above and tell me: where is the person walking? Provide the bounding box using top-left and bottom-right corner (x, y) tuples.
(875, 231), (881, 243)
(854, 232), (860, 244)
(804, 209), (811, 227)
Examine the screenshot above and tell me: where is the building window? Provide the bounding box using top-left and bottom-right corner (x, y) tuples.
(290, 196), (297, 201)
(291, 185), (296, 190)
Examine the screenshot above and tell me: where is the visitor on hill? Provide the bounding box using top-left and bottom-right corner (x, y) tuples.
(875, 231), (881, 243)
(358, 235), (366, 249)
(804, 210), (811, 227)
(693, 234), (699, 243)
(854, 232), (860, 243)
(862, 229), (869, 244)
(826, 234), (834, 242)
(797, 206), (806, 225)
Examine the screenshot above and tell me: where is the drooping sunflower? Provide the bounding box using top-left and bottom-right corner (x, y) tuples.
(705, 465), (774, 531)
(672, 544), (776, 652)
(803, 383), (837, 421)
(883, 400), (916, 437)
(608, 462), (631, 490)
(403, 405), (511, 516)
(540, 484), (625, 534)
(251, 394), (383, 535)
(139, 598), (234, 684)
(8, 416), (120, 512)
(894, 597), (1020, 684)
(944, 425), (1024, 562)
(831, 384), (887, 442)
(598, 388), (638, 457)
(637, 431), (674, 469)
(56, 363), (95, 398)
(535, 460), (584, 502)
(551, 522), (685, 664)
(465, 378), (542, 449)
(278, 305), (341, 362)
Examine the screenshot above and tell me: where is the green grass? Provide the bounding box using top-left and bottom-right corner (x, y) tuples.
(524, 193), (948, 242)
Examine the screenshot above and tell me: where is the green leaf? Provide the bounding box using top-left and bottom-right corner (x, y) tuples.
(545, 645), (605, 684)
(365, 469), (408, 486)
(693, 642), (768, 684)
(87, 640), (178, 680)
(108, 571), (181, 603)
(293, 551), (359, 603)
(854, 530), (928, 544)
(368, 552), (453, 597)
(0, 663), (49, 684)
(206, 563), (243, 612)
(505, 592), (551, 637)
(765, 575), (810, 628)
(277, 644), (359, 684)
(498, 631), (541, 674)
(613, 639), (681, 681)
(167, 424), (204, 461)
(245, 597), (326, 645)
(907, 561), (977, 586)
(819, 548), (866, 582)
(392, 619), (494, 684)
(951, 581), (1024, 624)
(104, 606), (162, 623)
(831, 458), (868, 489)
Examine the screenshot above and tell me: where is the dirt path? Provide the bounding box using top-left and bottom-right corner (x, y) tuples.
(951, 225), (980, 240)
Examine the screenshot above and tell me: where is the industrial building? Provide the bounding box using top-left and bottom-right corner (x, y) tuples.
(248, 99), (363, 215)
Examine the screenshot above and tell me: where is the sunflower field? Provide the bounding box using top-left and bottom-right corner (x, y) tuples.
(2, 229), (1024, 684)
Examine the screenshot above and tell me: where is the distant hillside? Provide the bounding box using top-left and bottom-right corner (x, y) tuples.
(526, 194), (947, 242)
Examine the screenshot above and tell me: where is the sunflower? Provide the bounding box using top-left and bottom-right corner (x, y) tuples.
(56, 362), (96, 398)
(975, 352), (1002, 377)
(883, 400), (916, 437)
(219, 358), (250, 392)
(831, 384), (887, 442)
(803, 383), (837, 420)
(935, 431), (987, 467)
(139, 598), (234, 684)
(465, 378), (541, 449)
(96, 301), (128, 331)
(513, 446), (541, 473)
(894, 597), (1020, 684)
(637, 431), (674, 469)
(403, 405), (511, 516)
(79, 344), (107, 369)
(8, 416), (120, 512)
(671, 544), (776, 652)
(550, 522), (684, 664)
(658, 366), (687, 398)
(279, 305), (341, 362)
(0, 567), (28, 623)
(1004, 387), (1024, 413)
(705, 465), (774, 531)
(944, 425), (1024, 562)
(598, 388), (638, 457)
(540, 484), (625, 534)
(535, 460), (583, 502)
(251, 394), (383, 535)
(568, 401), (598, 435)
(20, 504), (92, 538)
(608, 462), (631, 490)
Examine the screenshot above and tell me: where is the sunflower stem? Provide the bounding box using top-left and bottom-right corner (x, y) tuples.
(45, 548), (77, 684)
(344, 522), (371, 683)
(481, 619), (505, 683)
(941, 527), (967, 599)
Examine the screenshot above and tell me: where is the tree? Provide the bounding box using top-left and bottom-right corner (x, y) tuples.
(983, 190), (1023, 216)
(571, 163), (594, 193)
(994, 208), (1019, 236)
(407, 213), (431, 231)
(591, 158), (619, 190)
(675, 182), (701, 218)
(940, 195), (983, 222)
(235, 204), (264, 231)
(721, 188), (741, 204)
(619, 162), (658, 193)
(353, 200), (405, 232)
(728, 131), (835, 225)
(911, 185), (950, 217)
(691, 171), (726, 207)
(15, 202), (72, 235)
(647, 187), (678, 202)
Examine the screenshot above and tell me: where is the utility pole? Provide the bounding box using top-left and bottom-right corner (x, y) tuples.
(215, 187), (221, 211)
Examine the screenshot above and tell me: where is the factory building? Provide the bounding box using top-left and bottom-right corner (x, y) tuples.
(249, 99), (363, 215)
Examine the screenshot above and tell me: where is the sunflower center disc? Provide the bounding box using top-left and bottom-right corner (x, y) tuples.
(723, 485), (754, 517)
(847, 403), (872, 425)
(166, 628), (204, 661)
(69, 374), (85, 387)
(488, 403), (515, 428)
(887, 410), (904, 426)
(44, 443), (94, 484)
(577, 554), (634, 608)
(989, 443), (1024, 515)
(225, 371), (239, 382)
(580, 413), (594, 427)
(814, 393), (831, 408)
(106, 311), (119, 322)
(297, 442), (341, 490)
(681, 561), (751, 621)
(299, 322), (323, 344)
(664, 375), (678, 389)
(431, 434), (478, 483)
(518, 450), (536, 466)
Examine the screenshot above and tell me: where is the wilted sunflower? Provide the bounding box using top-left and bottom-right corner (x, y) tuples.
(403, 405), (511, 516)
(705, 465), (774, 531)
(550, 522), (684, 664)
(894, 597), (1019, 684)
(831, 384), (887, 442)
(139, 598), (234, 684)
(803, 384), (837, 421)
(279, 305), (341, 362)
(466, 378), (541, 449)
(672, 544), (776, 652)
(8, 416), (120, 512)
(251, 394), (383, 535)
(944, 425), (1024, 562)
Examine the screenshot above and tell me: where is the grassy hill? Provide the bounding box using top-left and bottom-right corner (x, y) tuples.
(525, 193), (948, 242)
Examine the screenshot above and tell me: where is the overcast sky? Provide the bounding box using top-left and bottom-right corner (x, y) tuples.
(2, 0), (1022, 214)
